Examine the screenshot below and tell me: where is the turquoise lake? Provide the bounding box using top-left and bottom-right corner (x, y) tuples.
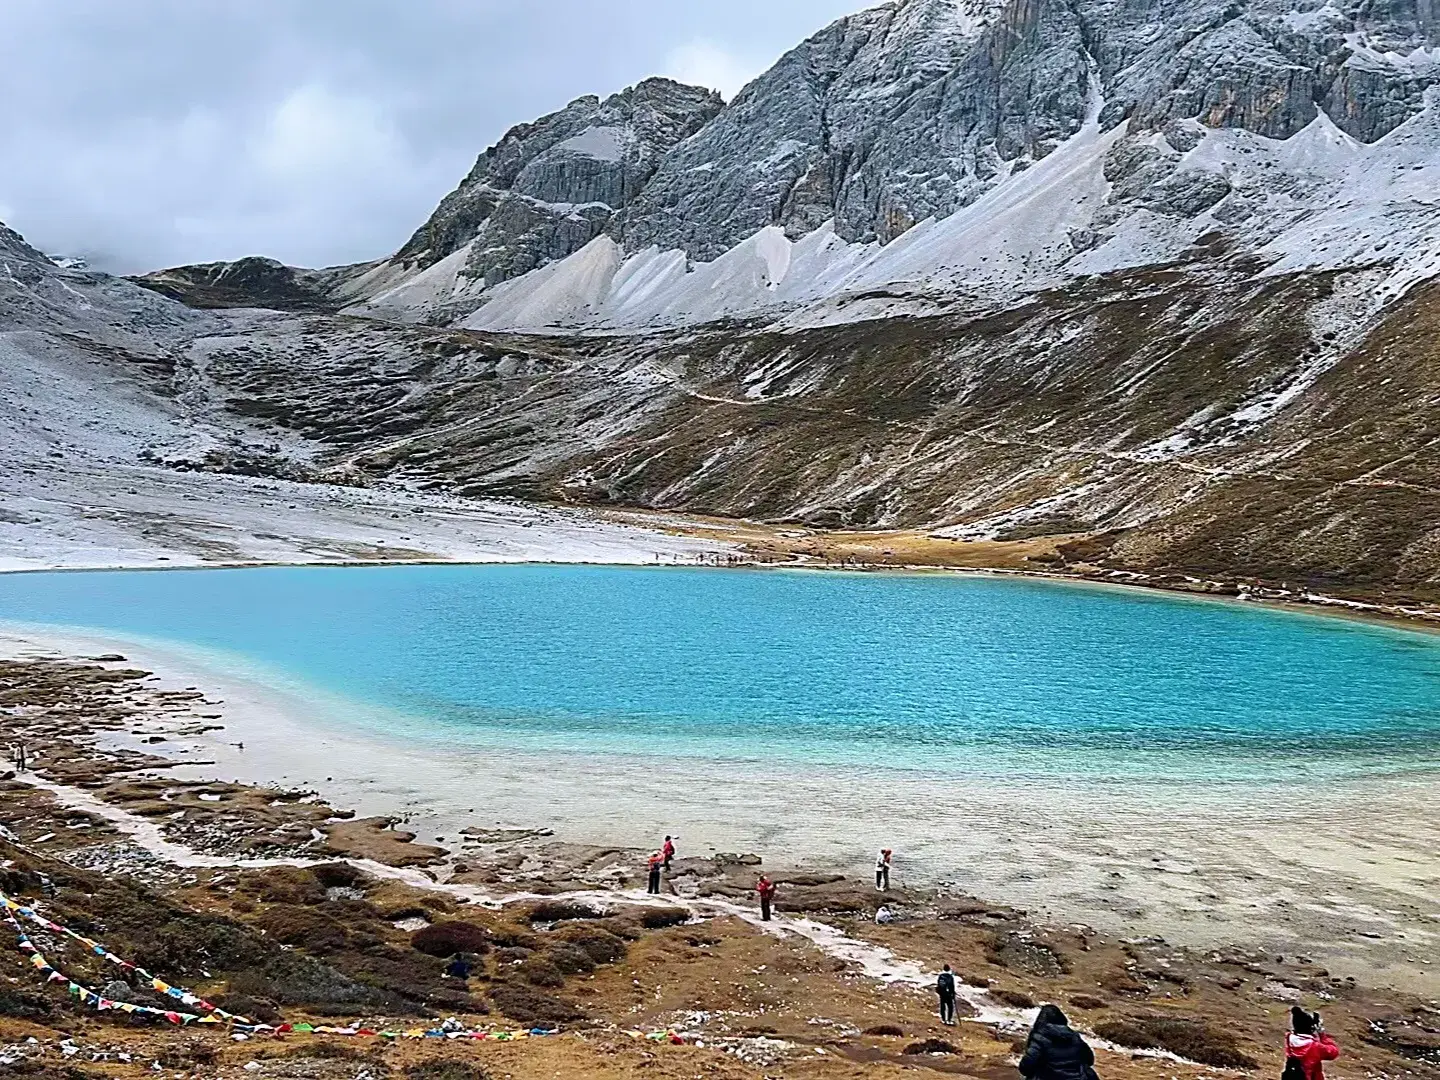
(3, 564), (1440, 783)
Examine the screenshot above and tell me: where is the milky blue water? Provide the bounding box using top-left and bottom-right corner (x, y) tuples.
(2, 565), (1439, 784)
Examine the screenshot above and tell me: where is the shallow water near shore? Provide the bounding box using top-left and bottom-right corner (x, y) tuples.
(3, 563), (1440, 782)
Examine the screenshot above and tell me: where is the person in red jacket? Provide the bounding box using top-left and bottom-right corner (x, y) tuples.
(662, 835), (676, 870)
(756, 876), (777, 921)
(1286, 1007), (1340, 1080)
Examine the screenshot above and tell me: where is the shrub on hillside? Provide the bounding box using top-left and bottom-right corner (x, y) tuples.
(519, 956), (564, 987)
(1095, 1016), (1258, 1069)
(903, 1039), (957, 1055)
(527, 900), (605, 923)
(155, 1041), (220, 1068)
(593, 916), (644, 941)
(637, 906), (690, 929)
(252, 867), (327, 906)
(257, 906), (349, 952)
(991, 988), (1037, 1009)
(486, 923), (541, 949)
(405, 1061), (492, 1080)
(211, 991), (282, 1025)
(411, 921), (490, 957)
(544, 943), (595, 976)
(552, 924), (627, 964)
(0, 988), (53, 1020)
(312, 863), (366, 890)
(488, 982), (583, 1026)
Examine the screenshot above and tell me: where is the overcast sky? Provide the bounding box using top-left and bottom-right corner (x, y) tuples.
(0, 1), (862, 274)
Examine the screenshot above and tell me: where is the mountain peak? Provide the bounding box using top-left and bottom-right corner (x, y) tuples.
(313, 0), (1440, 334)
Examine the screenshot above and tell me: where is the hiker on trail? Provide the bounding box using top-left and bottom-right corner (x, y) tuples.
(662, 835), (676, 870)
(1019, 1004), (1097, 1080)
(445, 954), (472, 983)
(875, 848), (892, 891)
(1285, 1007), (1340, 1080)
(936, 964), (958, 1025)
(756, 875), (777, 921)
(646, 852), (663, 895)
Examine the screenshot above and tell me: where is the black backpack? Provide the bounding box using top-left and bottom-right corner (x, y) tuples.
(1282, 1057), (1307, 1080)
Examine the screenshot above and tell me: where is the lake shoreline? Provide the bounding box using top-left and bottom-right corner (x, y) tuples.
(2, 550), (1438, 639)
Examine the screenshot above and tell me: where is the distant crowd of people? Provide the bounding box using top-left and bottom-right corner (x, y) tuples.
(643, 840), (899, 921)
(634, 835), (1341, 1077)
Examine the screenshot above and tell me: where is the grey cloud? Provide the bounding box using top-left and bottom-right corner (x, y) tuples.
(0, 0), (861, 273)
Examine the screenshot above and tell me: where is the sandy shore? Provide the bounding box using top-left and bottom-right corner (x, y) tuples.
(2, 622), (1436, 998)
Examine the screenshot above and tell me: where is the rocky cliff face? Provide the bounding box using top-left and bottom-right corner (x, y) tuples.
(387, 78), (722, 284)
(618, 0), (1093, 256)
(616, 0), (1440, 260)
(292, 0), (1440, 333)
(139, 0), (1440, 333)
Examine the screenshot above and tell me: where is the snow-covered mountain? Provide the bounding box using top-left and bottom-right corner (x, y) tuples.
(9, 0), (1440, 607)
(141, 0), (1440, 334)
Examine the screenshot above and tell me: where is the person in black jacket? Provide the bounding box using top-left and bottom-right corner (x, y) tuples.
(1019, 1005), (1097, 1080)
(935, 965), (958, 1024)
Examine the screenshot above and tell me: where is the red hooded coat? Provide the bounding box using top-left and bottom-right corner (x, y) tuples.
(1286, 1032), (1340, 1080)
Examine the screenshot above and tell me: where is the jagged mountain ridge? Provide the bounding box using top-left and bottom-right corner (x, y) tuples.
(137, 0), (1440, 332)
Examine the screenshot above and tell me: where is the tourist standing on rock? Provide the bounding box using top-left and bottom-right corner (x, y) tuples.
(875, 848), (892, 891)
(646, 851), (663, 894)
(1019, 1005), (1097, 1080)
(756, 875), (777, 921)
(1286, 1008), (1340, 1080)
(662, 835), (676, 870)
(936, 964), (958, 1024)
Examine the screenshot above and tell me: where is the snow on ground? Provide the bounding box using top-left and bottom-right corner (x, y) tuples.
(0, 327), (724, 571)
(0, 459), (726, 572)
(0, 232), (728, 573)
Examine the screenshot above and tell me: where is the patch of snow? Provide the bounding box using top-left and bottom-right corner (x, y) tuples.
(465, 235), (623, 331)
(553, 125), (629, 162)
(1281, 4), (1346, 33)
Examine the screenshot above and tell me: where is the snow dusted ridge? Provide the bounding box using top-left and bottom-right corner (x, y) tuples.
(438, 91), (1440, 335)
(0, 223), (726, 572)
(229, 0), (1440, 336)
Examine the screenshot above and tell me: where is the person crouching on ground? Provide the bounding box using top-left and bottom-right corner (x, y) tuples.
(1286, 1007), (1340, 1080)
(646, 851), (663, 894)
(756, 875), (777, 921)
(935, 964), (958, 1025)
(1020, 1004), (1097, 1080)
(444, 953), (472, 984)
(875, 848), (892, 891)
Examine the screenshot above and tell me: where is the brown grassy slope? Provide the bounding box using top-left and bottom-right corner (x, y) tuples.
(171, 264), (1440, 601)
